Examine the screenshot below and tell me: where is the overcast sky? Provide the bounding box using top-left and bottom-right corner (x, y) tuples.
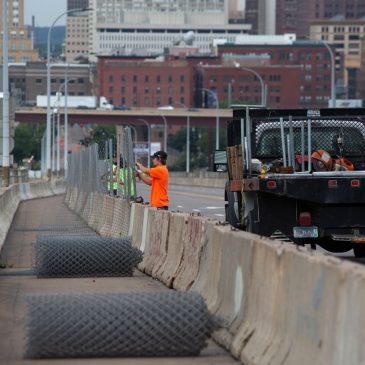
(24, 0), (67, 26)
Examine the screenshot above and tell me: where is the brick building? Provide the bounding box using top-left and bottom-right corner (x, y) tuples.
(196, 64), (302, 108)
(216, 41), (334, 108)
(97, 55), (198, 108)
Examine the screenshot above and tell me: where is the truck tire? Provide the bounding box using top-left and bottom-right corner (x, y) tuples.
(225, 191), (241, 229)
(353, 245), (365, 258)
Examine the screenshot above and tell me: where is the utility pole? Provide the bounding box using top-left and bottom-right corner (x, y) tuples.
(2, 0), (10, 187)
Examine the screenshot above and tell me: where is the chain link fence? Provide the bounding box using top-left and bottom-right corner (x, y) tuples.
(67, 127), (137, 200)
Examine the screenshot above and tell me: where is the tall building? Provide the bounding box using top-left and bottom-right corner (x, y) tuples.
(245, 0), (276, 35)
(277, 0), (365, 37)
(65, 0), (90, 62)
(310, 18), (365, 98)
(88, 0), (251, 60)
(68, 0), (89, 10)
(0, 0), (39, 63)
(246, 0), (365, 37)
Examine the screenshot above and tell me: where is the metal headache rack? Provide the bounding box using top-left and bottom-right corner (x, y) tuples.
(229, 107), (365, 178)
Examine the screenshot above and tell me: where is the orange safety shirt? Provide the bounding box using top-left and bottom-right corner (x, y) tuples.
(148, 165), (169, 208)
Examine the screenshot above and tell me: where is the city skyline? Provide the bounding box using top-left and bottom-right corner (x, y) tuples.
(24, 0), (66, 26)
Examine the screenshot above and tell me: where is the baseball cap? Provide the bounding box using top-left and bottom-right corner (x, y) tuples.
(151, 151), (168, 159)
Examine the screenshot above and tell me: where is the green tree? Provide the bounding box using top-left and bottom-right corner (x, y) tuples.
(13, 123), (46, 163)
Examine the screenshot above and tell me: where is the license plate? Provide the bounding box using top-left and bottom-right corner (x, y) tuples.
(293, 226), (318, 238)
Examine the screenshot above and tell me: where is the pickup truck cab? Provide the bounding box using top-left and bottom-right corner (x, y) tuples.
(221, 107), (365, 257)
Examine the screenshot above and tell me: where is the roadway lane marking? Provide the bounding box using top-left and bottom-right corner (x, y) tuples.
(215, 214), (225, 217)
(203, 206), (223, 210)
(169, 190), (224, 201)
(176, 205), (184, 208)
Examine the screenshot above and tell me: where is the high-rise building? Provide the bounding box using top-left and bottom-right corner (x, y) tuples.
(68, 0), (89, 10)
(88, 0), (251, 60)
(65, 0), (90, 61)
(0, 0), (39, 63)
(246, 0), (365, 37)
(310, 18), (365, 98)
(277, 0), (365, 37)
(245, 0), (276, 35)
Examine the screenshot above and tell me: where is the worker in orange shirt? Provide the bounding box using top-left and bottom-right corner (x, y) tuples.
(135, 151), (169, 210)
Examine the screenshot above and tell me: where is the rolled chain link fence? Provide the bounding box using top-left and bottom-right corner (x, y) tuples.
(25, 291), (217, 359)
(34, 235), (142, 278)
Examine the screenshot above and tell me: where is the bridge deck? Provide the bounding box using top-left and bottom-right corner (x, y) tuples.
(0, 195), (238, 364)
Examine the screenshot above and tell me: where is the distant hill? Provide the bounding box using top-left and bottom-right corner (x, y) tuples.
(31, 26), (66, 59)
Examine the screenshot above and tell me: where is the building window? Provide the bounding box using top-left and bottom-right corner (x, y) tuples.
(156, 75), (161, 83)
(133, 75), (138, 82)
(51, 78), (57, 83)
(108, 75), (113, 83)
(121, 86), (125, 94)
(121, 75), (125, 82)
(36, 78), (42, 84)
(121, 97), (125, 105)
(168, 86), (173, 95)
(168, 97), (173, 105)
(168, 75), (173, 83)
(180, 75), (185, 83)
(145, 75), (149, 83)
(156, 97), (161, 106)
(144, 97), (149, 106)
(180, 97), (185, 104)
(145, 88), (149, 94)
(78, 78), (84, 84)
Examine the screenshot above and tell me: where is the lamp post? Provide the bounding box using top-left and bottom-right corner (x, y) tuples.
(138, 119), (151, 167)
(200, 88), (220, 150)
(309, 37), (336, 107)
(2, 0), (10, 187)
(46, 7), (92, 178)
(239, 66), (266, 107)
(160, 114), (167, 152)
(174, 101), (190, 173)
(57, 75), (77, 176)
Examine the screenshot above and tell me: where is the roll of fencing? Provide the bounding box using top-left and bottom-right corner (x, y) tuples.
(25, 291), (217, 359)
(34, 236), (143, 278)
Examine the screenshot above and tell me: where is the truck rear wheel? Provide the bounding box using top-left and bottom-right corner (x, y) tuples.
(353, 245), (365, 257)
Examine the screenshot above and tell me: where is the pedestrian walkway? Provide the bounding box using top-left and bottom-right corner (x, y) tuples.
(0, 195), (238, 364)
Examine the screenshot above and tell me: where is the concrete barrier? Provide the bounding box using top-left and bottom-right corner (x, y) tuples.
(173, 215), (207, 291)
(155, 212), (189, 288)
(0, 180), (65, 253)
(110, 198), (131, 238)
(139, 209), (170, 276)
(98, 195), (115, 237)
(63, 183), (365, 365)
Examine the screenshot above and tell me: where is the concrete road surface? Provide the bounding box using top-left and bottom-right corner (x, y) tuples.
(136, 182), (225, 220)
(0, 195), (238, 365)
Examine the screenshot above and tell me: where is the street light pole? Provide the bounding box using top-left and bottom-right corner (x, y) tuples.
(46, 7), (92, 179)
(200, 88), (220, 150)
(239, 67), (266, 107)
(174, 101), (190, 173)
(160, 115), (167, 152)
(2, 0), (10, 187)
(138, 119), (151, 167)
(310, 38), (336, 107)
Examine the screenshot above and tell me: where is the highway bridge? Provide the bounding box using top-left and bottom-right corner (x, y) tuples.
(1, 146), (365, 364)
(15, 107), (232, 127)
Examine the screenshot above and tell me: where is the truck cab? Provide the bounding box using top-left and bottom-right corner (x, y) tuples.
(222, 107), (365, 257)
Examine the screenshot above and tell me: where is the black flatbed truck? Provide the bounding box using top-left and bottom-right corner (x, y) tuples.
(221, 107), (365, 257)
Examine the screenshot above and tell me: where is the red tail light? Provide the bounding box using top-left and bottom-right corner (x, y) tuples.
(299, 212), (312, 227)
(351, 179), (360, 187)
(267, 180), (277, 189)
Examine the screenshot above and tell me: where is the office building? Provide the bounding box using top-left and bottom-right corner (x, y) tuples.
(88, 0), (251, 60)
(65, 0), (90, 62)
(0, 0), (39, 63)
(310, 18), (365, 98)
